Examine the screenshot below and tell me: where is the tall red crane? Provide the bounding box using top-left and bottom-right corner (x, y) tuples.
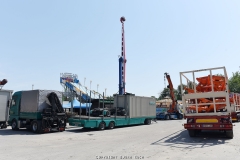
(164, 73), (177, 113)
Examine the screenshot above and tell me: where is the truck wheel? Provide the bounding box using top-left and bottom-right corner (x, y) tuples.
(31, 120), (41, 133)
(108, 122), (115, 129)
(237, 115), (240, 122)
(188, 129), (196, 137)
(144, 119), (151, 125)
(178, 114), (183, 120)
(225, 130), (233, 139)
(11, 119), (19, 130)
(165, 114), (170, 120)
(98, 122), (105, 130)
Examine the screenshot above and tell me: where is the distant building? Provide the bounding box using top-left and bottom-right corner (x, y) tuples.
(156, 96), (172, 108)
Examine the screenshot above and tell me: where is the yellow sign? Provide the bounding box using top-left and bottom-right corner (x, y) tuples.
(196, 119), (218, 123)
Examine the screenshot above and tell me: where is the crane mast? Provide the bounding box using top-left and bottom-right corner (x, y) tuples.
(119, 16), (127, 95)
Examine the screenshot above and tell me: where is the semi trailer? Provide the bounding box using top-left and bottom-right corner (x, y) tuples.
(180, 67), (234, 138)
(0, 90), (13, 129)
(68, 94), (156, 130)
(8, 90), (67, 133)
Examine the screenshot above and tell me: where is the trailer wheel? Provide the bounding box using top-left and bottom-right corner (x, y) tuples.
(11, 119), (19, 130)
(144, 119), (151, 125)
(98, 122), (105, 130)
(165, 114), (170, 120)
(108, 122), (115, 129)
(188, 129), (196, 137)
(225, 130), (233, 139)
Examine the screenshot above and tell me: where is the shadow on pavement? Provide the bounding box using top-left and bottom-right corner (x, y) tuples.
(0, 128), (34, 136)
(151, 129), (230, 149)
(0, 127), (64, 136)
(65, 124), (144, 133)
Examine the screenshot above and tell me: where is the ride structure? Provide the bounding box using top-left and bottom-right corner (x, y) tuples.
(60, 73), (102, 102)
(67, 17), (156, 130)
(119, 16), (127, 95)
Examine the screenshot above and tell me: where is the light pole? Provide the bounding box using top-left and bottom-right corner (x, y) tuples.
(32, 84), (34, 90)
(84, 77), (86, 86)
(90, 80), (92, 91)
(105, 88), (107, 99)
(97, 84), (99, 93)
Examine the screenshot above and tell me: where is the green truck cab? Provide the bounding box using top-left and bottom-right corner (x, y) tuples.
(8, 90), (67, 133)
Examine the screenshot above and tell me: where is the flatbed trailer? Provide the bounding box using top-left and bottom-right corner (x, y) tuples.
(230, 93), (240, 122)
(180, 67), (234, 138)
(68, 94), (156, 130)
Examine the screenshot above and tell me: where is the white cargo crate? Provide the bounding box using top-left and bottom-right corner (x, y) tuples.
(114, 94), (156, 118)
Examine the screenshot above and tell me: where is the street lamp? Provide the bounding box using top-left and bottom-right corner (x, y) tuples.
(105, 88), (107, 99)
(97, 84), (99, 93)
(90, 80), (92, 91)
(84, 77), (86, 86)
(32, 84), (34, 90)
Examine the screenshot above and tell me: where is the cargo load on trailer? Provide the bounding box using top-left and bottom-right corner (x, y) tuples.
(180, 67), (234, 138)
(8, 90), (67, 133)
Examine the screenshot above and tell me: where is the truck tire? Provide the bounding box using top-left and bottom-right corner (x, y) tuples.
(165, 114), (170, 120)
(11, 119), (19, 130)
(31, 120), (42, 133)
(144, 119), (151, 125)
(225, 130), (233, 139)
(98, 122), (105, 130)
(108, 121), (115, 129)
(31, 121), (38, 133)
(188, 129), (196, 137)
(237, 114), (240, 122)
(178, 114), (183, 120)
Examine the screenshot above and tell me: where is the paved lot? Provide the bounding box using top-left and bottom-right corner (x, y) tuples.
(1, 120), (240, 160)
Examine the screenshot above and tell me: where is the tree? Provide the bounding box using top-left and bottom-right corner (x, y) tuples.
(158, 87), (178, 100)
(158, 88), (169, 100)
(151, 96), (157, 100)
(229, 72), (240, 93)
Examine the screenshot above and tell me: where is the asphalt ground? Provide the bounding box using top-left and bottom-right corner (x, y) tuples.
(1, 120), (240, 160)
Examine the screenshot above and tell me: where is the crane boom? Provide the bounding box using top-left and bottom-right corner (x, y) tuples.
(164, 73), (176, 113)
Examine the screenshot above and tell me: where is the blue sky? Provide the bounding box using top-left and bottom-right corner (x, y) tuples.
(1, 1), (240, 98)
